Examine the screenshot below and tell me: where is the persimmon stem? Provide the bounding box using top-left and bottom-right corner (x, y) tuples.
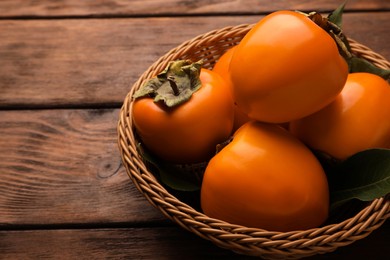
(308, 12), (329, 31)
(167, 76), (180, 96)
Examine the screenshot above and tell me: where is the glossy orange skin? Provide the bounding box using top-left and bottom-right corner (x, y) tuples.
(229, 10), (348, 123)
(132, 68), (234, 164)
(213, 46), (252, 132)
(290, 72), (390, 160)
(201, 121), (329, 231)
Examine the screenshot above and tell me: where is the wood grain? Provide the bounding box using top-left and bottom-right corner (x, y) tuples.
(0, 13), (389, 109)
(0, 1), (389, 259)
(0, 223), (388, 259)
(0, 109), (166, 226)
(0, 0), (389, 18)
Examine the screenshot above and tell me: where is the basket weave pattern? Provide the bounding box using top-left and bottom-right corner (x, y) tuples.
(117, 24), (390, 259)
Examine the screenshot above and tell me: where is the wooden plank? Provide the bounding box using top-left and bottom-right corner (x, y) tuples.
(0, 223), (388, 259)
(0, 109), (166, 226)
(0, 15), (260, 109)
(0, 0), (389, 18)
(0, 13), (389, 108)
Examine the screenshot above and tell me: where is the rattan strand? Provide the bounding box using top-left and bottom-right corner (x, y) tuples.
(117, 24), (390, 259)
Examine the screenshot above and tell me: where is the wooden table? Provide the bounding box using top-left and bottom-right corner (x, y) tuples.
(0, 1), (389, 259)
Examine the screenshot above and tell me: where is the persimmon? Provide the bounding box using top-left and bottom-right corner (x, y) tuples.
(229, 10), (348, 123)
(201, 121), (329, 231)
(290, 72), (390, 160)
(132, 60), (234, 164)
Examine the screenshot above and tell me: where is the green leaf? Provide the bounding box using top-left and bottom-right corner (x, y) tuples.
(328, 149), (390, 211)
(328, 1), (346, 28)
(137, 143), (202, 192)
(348, 56), (390, 80)
(158, 165), (201, 192)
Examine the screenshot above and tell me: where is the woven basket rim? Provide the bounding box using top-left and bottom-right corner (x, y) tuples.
(117, 23), (390, 259)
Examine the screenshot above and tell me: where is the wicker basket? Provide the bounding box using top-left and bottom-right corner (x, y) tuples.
(117, 24), (390, 259)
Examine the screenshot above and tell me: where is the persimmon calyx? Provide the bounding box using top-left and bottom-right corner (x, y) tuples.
(133, 59), (203, 107)
(304, 11), (352, 61)
(304, 9), (390, 80)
